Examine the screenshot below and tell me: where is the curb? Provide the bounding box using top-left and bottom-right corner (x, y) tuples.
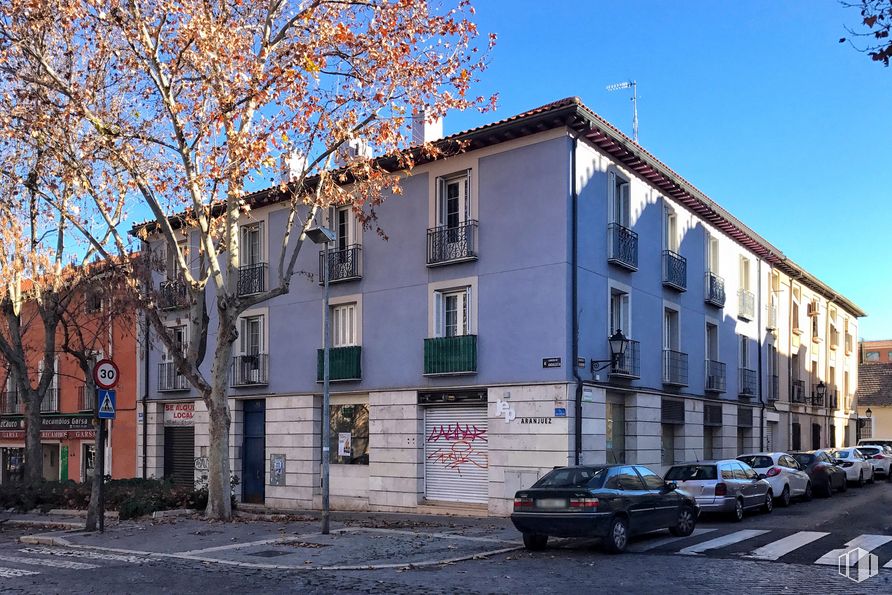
(4, 519), (85, 530)
(19, 534), (73, 546)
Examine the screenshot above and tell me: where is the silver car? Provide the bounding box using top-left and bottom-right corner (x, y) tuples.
(665, 460), (773, 522)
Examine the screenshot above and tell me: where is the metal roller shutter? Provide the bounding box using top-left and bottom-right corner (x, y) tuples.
(424, 406), (488, 504)
(164, 427), (195, 488)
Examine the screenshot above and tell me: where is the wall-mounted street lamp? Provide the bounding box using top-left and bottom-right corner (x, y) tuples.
(866, 407), (872, 418)
(815, 381), (827, 406)
(591, 330), (630, 373)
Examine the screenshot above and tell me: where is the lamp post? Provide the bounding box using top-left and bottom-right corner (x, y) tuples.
(590, 330), (630, 373)
(815, 381), (827, 407)
(306, 224), (337, 534)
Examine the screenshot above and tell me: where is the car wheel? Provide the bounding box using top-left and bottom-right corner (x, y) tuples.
(840, 475), (848, 492)
(730, 498), (745, 522)
(669, 506), (696, 537)
(603, 516), (629, 554)
(823, 481), (833, 498)
(857, 471), (865, 487)
(778, 485), (791, 507)
(522, 533), (548, 551)
(868, 469), (876, 484)
(887, 469), (892, 482)
(803, 482), (813, 501)
(762, 491), (774, 513)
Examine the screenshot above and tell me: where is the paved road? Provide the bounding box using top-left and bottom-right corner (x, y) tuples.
(1, 478), (891, 594)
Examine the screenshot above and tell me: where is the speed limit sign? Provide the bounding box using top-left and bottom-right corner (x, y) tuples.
(93, 359), (120, 390)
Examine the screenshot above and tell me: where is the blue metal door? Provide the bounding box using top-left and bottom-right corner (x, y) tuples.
(242, 400), (266, 504)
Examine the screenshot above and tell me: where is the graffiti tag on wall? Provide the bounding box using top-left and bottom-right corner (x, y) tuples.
(426, 423), (488, 477)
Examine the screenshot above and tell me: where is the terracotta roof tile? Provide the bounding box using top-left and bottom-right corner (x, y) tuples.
(855, 363), (892, 406)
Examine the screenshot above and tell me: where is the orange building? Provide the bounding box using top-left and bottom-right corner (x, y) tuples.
(861, 340), (892, 365)
(0, 288), (137, 484)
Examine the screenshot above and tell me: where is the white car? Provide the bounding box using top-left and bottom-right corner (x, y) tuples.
(856, 445), (892, 479)
(829, 448), (875, 486)
(737, 452), (812, 506)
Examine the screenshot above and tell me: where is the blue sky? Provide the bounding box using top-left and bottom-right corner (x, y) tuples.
(442, 1), (892, 339)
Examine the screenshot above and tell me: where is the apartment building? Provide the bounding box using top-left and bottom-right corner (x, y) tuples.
(136, 97), (863, 515)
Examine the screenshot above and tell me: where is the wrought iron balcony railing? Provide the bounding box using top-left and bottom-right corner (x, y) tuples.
(738, 289), (755, 321)
(426, 221), (478, 266)
(607, 223), (638, 271)
(767, 374), (779, 402)
(158, 362), (190, 392)
(0, 391), (22, 415)
(811, 390), (824, 408)
(317, 346), (362, 382)
(77, 385), (95, 412)
(610, 339), (640, 378)
(40, 389), (59, 413)
(424, 335), (477, 375)
(662, 250), (687, 291)
(231, 353), (269, 386)
(319, 245), (362, 283)
(704, 272), (725, 308)
(159, 278), (189, 310)
(766, 302), (778, 330)
(705, 360), (726, 393)
(237, 262), (268, 296)
(662, 349), (688, 386)
(791, 379), (805, 403)
(738, 367), (757, 398)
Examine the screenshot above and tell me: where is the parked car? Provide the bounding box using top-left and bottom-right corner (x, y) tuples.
(855, 445), (892, 480)
(789, 451), (848, 497)
(664, 460), (772, 522)
(827, 447), (875, 486)
(737, 452), (812, 506)
(858, 438), (892, 450)
(511, 465), (699, 553)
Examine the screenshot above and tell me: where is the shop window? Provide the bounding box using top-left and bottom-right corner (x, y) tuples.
(329, 404), (369, 465)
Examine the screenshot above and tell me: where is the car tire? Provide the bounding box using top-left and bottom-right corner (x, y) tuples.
(603, 516), (629, 554)
(522, 533), (548, 551)
(730, 498), (745, 522)
(868, 469), (876, 484)
(887, 469), (892, 482)
(778, 485), (791, 507)
(669, 506), (696, 537)
(803, 482), (813, 501)
(840, 475), (848, 492)
(857, 471), (865, 488)
(762, 491), (774, 513)
(823, 481), (833, 498)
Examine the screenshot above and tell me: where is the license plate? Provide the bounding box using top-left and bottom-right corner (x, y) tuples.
(536, 498), (566, 509)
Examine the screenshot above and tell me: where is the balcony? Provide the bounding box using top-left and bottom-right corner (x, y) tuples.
(829, 327), (839, 350)
(766, 302), (778, 330)
(705, 360), (726, 393)
(811, 390), (824, 408)
(426, 221), (478, 266)
(738, 368), (757, 398)
(704, 272), (725, 308)
(77, 385), (94, 412)
(1, 391), (22, 415)
(231, 354), (269, 386)
(610, 339), (640, 378)
(319, 245), (362, 283)
(661, 250), (687, 291)
(40, 389), (59, 413)
(662, 349), (688, 386)
(791, 380), (805, 403)
(607, 223), (638, 271)
(767, 374), (779, 401)
(159, 278), (189, 310)
(158, 362), (190, 392)
(317, 346), (362, 382)
(738, 289), (755, 321)
(423, 335), (477, 376)
(237, 262), (268, 296)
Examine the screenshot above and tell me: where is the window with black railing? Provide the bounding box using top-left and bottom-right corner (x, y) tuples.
(319, 244), (362, 283)
(607, 223), (638, 270)
(738, 288), (755, 321)
(811, 390), (824, 408)
(662, 349), (688, 386)
(738, 367), (757, 397)
(1, 391), (21, 415)
(662, 250), (687, 291)
(705, 360), (726, 393)
(77, 385), (94, 412)
(237, 262), (268, 296)
(231, 353), (269, 386)
(159, 278), (189, 309)
(426, 220), (478, 266)
(610, 340), (640, 378)
(704, 272), (725, 307)
(792, 379), (805, 403)
(158, 362), (190, 391)
(40, 389), (59, 413)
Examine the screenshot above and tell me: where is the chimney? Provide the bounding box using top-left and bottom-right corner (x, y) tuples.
(411, 110), (443, 145)
(280, 151), (307, 183)
(335, 137), (373, 167)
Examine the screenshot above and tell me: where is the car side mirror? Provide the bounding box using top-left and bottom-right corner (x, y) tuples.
(757, 473), (767, 480)
(663, 481), (677, 492)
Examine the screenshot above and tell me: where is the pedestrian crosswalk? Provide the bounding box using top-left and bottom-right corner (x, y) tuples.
(0, 545), (147, 581)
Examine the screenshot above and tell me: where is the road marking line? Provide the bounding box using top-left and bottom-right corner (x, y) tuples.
(0, 566), (40, 578)
(677, 530), (769, 556)
(18, 547), (147, 564)
(627, 528), (717, 553)
(744, 531), (830, 561)
(0, 554), (98, 570)
(815, 535), (892, 566)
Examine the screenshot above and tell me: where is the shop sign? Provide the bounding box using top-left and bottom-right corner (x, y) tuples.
(520, 417), (553, 425)
(164, 402), (195, 427)
(0, 428), (95, 440)
(0, 415), (93, 431)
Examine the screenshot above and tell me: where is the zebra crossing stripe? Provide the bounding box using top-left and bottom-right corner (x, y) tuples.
(627, 528), (717, 553)
(18, 547), (147, 564)
(0, 554), (99, 570)
(677, 530), (770, 555)
(0, 566), (40, 578)
(744, 531), (830, 561)
(814, 535), (892, 566)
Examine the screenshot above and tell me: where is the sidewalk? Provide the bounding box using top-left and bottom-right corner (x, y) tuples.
(14, 509), (522, 570)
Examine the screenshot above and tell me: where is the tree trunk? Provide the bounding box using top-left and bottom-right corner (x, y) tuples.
(85, 372), (101, 532)
(204, 311), (235, 520)
(23, 393), (43, 484)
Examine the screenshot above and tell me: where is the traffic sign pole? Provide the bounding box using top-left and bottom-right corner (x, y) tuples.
(97, 416), (106, 533)
(91, 359), (118, 533)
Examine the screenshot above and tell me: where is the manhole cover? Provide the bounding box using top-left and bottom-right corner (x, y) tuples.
(249, 550), (292, 558)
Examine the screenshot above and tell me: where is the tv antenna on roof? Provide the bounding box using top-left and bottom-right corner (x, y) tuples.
(606, 80), (639, 143)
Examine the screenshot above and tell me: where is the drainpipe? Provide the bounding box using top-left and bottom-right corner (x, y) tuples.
(757, 258), (764, 451)
(141, 241), (149, 479)
(571, 135), (583, 466)
(788, 272), (800, 450)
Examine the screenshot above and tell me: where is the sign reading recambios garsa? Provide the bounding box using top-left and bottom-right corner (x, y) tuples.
(163, 402), (195, 427)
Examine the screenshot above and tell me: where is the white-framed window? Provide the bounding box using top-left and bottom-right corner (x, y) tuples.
(239, 315), (265, 355)
(240, 223), (265, 266)
(162, 325), (188, 361)
(331, 303), (357, 348)
(663, 204), (678, 252)
(706, 233), (720, 273)
(792, 286), (801, 333)
(608, 170), (631, 227)
(706, 323), (719, 361)
(164, 240), (189, 280)
(663, 306), (680, 351)
(434, 287), (471, 338)
(334, 206), (355, 251)
(436, 171), (471, 229)
(739, 256), (751, 292)
(609, 289), (631, 337)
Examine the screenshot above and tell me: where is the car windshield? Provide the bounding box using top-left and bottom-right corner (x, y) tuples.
(792, 454), (813, 467)
(834, 451), (850, 459)
(665, 465), (717, 481)
(859, 447), (879, 456)
(533, 467), (607, 489)
(737, 455), (774, 469)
